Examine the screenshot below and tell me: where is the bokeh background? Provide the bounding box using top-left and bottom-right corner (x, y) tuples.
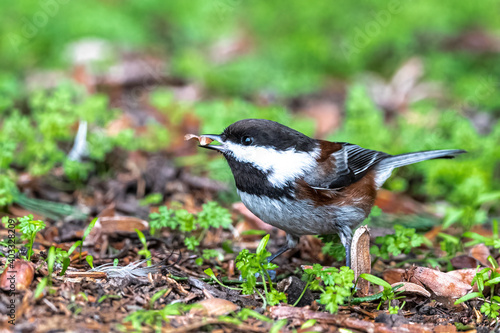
(1, 0), (499, 227)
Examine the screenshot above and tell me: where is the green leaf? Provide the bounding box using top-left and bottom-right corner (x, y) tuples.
(301, 319), (317, 329)
(47, 247), (56, 274)
(270, 319), (287, 333)
(67, 241), (82, 256)
(86, 255), (94, 269)
(135, 229), (147, 246)
(150, 289), (169, 306)
(256, 234), (270, 256)
(204, 268), (216, 278)
(475, 192), (500, 205)
(485, 276), (500, 287)
(454, 292), (483, 305)
(34, 277), (48, 299)
(443, 209), (464, 229)
(360, 274), (391, 289)
(60, 257), (70, 276)
(83, 218), (98, 242)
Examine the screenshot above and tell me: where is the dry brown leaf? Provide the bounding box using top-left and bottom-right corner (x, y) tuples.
(85, 216), (149, 245)
(391, 282), (431, 298)
(406, 266), (471, 298)
(450, 255), (479, 269)
(469, 243), (491, 267)
(190, 298), (238, 316)
(446, 267), (500, 293)
(383, 268), (406, 285)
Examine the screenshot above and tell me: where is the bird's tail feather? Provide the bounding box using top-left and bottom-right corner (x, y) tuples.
(377, 149), (466, 171)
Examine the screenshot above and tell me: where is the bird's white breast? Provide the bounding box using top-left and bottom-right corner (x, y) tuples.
(224, 142), (320, 188)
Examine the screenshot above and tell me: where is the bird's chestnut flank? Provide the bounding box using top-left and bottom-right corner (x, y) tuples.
(198, 118), (466, 267)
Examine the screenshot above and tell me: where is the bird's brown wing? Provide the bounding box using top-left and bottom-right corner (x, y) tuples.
(304, 141), (390, 190)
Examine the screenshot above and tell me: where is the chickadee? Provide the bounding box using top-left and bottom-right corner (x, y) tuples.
(199, 119), (465, 267)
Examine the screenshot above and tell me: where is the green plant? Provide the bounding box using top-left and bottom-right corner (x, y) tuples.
(149, 202), (232, 253)
(86, 255), (94, 269)
(360, 273), (405, 313)
(34, 246), (56, 299)
(135, 229), (152, 266)
(455, 257), (500, 321)
(60, 241), (83, 276)
(204, 268), (242, 291)
(79, 217), (98, 260)
(17, 215), (46, 261)
(124, 303), (194, 331)
(462, 219), (500, 250)
(196, 249), (224, 266)
(139, 193), (163, 206)
(438, 233), (462, 257)
(444, 194), (500, 230)
(302, 264), (354, 313)
(235, 235), (287, 308)
(371, 225), (427, 260)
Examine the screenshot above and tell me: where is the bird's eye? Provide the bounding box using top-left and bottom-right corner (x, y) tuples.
(241, 136), (253, 146)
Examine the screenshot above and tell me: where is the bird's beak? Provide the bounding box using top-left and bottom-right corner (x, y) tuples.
(199, 134), (225, 152)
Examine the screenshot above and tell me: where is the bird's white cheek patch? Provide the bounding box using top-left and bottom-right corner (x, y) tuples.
(224, 142), (319, 187)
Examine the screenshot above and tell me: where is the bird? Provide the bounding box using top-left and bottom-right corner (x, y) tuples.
(198, 119), (466, 267)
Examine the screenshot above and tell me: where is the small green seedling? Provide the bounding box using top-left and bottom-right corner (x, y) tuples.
(149, 202), (232, 262)
(204, 268), (242, 291)
(235, 235), (287, 308)
(17, 215), (46, 261)
(98, 294), (121, 303)
(462, 219), (500, 250)
(455, 256), (500, 321)
(86, 255), (94, 269)
(371, 225), (428, 260)
(360, 273), (405, 313)
(124, 303), (194, 331)
(302, 264), (354, 313)
(34, 246), (57, 299)
(135, 229), (151, 266)
(80, 217), (98, 261)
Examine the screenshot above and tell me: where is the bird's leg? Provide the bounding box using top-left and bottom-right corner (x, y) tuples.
(267, 234), (299, 263)
(263, 234), (299, 281)
(339, 228), (353, 268)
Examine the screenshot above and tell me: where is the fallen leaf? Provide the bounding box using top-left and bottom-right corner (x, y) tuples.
(469, 243), (491, 267)
(84, 216), (148, 245)
(450, 255), (479, 269)
(383, 268), (406, 285)
(405, 266), (471, 298)
(391, 282), (431, 298)
(191, 298), (238, 316)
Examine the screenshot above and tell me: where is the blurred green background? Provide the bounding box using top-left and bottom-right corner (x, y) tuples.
(0, 0), (499, 228)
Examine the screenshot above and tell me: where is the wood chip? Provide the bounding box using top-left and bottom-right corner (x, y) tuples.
(351, 226), (371, 297)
